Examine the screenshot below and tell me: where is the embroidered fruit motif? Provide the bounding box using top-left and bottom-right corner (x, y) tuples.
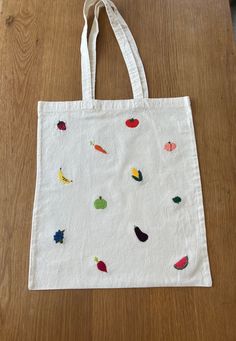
(174, 256), (189, 270)
(94, 196), (107, 209)
(57, 121), (66, 130)
(94, 257), (108, 272)
(90, 141), (108, 154)
(131, 168), (143, 182)
(172, 196), (182, 204)
(164, 141), (176, 151)
(58, 168), (73, 184)
(125, 118), (139, 128)
(54, 229), (65, 243)
(134, 226), (148, 242)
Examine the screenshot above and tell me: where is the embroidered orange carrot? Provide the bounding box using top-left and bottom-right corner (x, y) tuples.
(90, 141), (108, 154)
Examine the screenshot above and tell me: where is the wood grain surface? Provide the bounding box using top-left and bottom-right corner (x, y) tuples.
(0, 0), (236, 340)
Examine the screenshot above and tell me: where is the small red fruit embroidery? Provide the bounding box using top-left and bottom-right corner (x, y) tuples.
(174, 256), (189, 270)
(164, 141), (176, 151)
(57, 121), (66, 130)
(94, 257), (108, 272)
(125, 118), (139, 128)
(90, 141), (108, 154)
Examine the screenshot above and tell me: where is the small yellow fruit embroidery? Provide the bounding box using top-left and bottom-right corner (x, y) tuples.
(58, 168), (73, 184)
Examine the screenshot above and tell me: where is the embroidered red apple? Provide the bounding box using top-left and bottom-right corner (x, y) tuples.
(125, 118), (139, 128)
(94, 257), (108, 272)
(57, 121), (66, 131)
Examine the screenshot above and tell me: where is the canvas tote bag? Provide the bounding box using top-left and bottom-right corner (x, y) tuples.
(28, 0), (212, 289)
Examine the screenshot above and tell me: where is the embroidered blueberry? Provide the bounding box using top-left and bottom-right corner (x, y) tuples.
(164, 141), (176, 151)
(94, 196), (107, 209)
(57, 121), (66, 130)
(125, 118), (139, 128)
(94, 257), (108, 272)
(172, 196), (182, 204)
(54, 229), (65, 243)
(131, 168), (143, 182)
(174, 256), (189, 270)
(134, 226), (148, 242)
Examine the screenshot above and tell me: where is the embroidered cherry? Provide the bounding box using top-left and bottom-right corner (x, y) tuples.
(94, 257), (108, 272)
(90, 141), (108, 154)
(125, 118), (139, 128)
(174, 256), (189, 270)
(134, 226), (148, 242)
(164, 141), (176, 151)
(57, 121), (66, 131)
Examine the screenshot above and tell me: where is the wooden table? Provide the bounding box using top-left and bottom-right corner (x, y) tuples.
(0, 0), (235, 340)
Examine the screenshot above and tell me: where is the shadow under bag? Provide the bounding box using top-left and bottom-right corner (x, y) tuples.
(29, 0), (212, 289)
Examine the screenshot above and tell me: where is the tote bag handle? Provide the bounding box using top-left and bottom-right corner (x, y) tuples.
(88, 0), (149, 99)
(81, 0), (149, 100)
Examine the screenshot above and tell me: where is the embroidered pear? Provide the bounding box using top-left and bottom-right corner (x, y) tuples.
(94, 196), (107, 209)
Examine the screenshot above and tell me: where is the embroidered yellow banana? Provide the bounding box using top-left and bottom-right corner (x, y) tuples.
(58, 168), (73, 184)
(131, 168), (143, 182)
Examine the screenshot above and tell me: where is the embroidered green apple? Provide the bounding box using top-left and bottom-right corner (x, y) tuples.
(94, 196), (107, 209)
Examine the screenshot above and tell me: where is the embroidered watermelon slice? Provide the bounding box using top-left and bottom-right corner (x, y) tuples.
(174, 256), (189, 270)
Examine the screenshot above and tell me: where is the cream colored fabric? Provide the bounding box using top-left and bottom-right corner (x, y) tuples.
(28, 0), (212, 290)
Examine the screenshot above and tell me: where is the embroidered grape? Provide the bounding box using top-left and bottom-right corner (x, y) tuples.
(54, 229), (65, 243)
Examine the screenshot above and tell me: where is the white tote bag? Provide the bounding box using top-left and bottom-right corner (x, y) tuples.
(28, 0), (212, 289)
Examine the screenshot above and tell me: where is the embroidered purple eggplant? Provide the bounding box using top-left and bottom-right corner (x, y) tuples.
(134, 226), (148, 242)
(131, 168), (143, 182)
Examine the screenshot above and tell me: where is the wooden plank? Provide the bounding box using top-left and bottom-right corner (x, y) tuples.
(0, 0), (235, 340)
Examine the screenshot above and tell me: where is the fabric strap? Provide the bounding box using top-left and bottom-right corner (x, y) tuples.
(81, 0), (149, 100)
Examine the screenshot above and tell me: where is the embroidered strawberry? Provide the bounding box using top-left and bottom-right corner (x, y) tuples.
(90, 141), (108, 154)
(174, 256), (189, 270)
(94, 257), (108, 272)
(125, 118), (139, 128)
(164, 141), (176, 151)
(57, 121), (66, 130)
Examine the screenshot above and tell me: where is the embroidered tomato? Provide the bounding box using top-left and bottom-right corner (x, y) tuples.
(125, 118), (139, 128)
(164, 141), (176, 151)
